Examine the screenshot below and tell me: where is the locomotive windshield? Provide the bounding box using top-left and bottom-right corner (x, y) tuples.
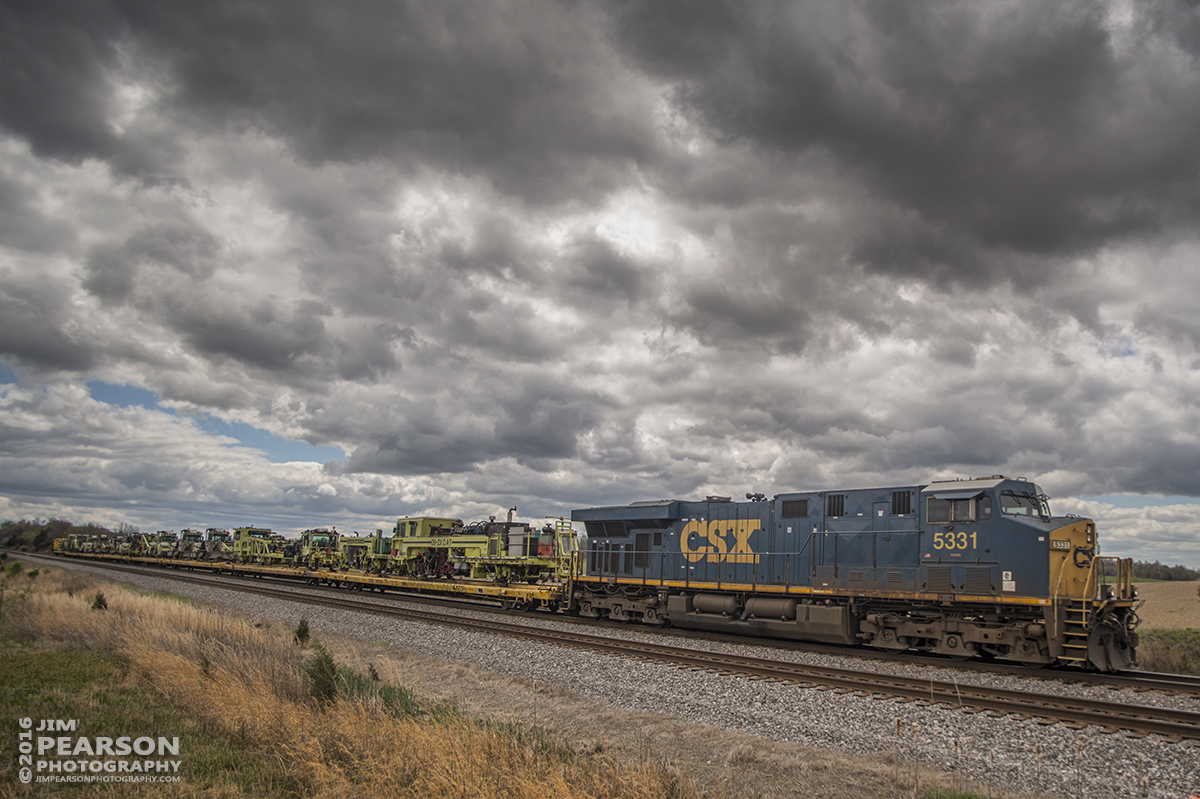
(1000, 491), (1049, 518)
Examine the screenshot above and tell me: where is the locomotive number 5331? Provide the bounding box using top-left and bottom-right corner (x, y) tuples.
(932, 530), (978, 550)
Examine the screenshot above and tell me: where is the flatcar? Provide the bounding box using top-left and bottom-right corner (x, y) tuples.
(570, 476), (1138, 670)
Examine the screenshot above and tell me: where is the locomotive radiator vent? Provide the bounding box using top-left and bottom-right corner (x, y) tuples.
(925, 566), (953, 593)
(964, 567), (994, 594)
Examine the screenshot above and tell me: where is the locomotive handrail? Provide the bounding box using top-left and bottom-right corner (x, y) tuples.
(1090, 555), (1134, 600)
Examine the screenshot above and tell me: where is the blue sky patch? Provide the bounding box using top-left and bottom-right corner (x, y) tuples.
(88, 380), (345, 464)
(195, 416), (346, 463)
(87, 380), (159, 410)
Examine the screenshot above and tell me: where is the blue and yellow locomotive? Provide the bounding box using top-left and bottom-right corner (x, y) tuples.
(571, 476), (1138, 670)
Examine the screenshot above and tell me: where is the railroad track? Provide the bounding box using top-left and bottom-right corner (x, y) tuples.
(50, 552), (1200, 693)
(20, 552), (1200, 739)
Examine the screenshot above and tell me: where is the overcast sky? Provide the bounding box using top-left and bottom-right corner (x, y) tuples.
(2, 1), (1200, 565)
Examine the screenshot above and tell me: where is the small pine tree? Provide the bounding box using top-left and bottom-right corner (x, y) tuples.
(304, 643), (338, 704)
(91, 592), (107, 611)
(294, 617), (310, 646)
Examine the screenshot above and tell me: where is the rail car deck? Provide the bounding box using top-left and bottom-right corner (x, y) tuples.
(55, 552), (566, 606)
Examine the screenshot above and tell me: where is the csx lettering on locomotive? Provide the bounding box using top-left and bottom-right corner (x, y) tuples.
(680, 520), (761, 563)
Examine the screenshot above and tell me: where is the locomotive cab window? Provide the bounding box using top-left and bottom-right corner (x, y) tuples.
(927, 495), (981, 524)
(977, 495), (992, 520)
(1000, 493), (1046, 518)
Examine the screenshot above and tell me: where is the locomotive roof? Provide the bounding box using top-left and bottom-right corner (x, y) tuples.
(574, 476), (1035, 518)
(921, 476), (1011, 494)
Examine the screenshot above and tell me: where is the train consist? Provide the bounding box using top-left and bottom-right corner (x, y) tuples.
(55, 511), (574, 585)
(52, 475), (1140, 671)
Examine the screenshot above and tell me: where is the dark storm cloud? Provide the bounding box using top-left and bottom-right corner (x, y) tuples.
(1145, 0), (1200, 57)
(84, 221), (220, 303)
(342, 375), (607, 475)
(0, 1), (189, 179)
(847, 213), (1016, 287)
(613, 1), (1200, 281)
(673, 282), (812, 354)
(492, 380), (605, 462)
(440, 213), (538, 283)
(0, 1), (123, 164)
(0, 274), (96, 371)
(0, 0), (660, 205)
(75, 214), (406, 384)
(6, 0), (1199, 285)
(0, 172), (76, 254)
(561, 234), (652, 305)
(332, 323), (403, 382)
(167, 296), (332, 372)
(1135, 300), (1200, 353)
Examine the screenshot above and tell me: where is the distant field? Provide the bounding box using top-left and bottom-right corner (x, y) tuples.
(1131, 580), (1200, 629)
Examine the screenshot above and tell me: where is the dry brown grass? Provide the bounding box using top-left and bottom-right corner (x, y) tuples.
(1, 568), (704, 799)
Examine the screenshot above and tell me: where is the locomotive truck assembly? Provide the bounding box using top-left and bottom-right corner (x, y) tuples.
(52, 475), (1140, 671)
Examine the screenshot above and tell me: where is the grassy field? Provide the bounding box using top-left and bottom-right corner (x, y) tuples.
(1131, 580), (1200, 629)
(1131, 580), (1200, 674)
(0, 563), (997, 799)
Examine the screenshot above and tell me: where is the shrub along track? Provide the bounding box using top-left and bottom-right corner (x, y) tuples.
(18, 552), (1200, 741)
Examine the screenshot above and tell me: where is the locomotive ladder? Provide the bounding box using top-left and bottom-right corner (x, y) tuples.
(1059, 599), (1091, 664)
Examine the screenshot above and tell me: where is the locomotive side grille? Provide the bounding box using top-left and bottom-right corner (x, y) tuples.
(634, 532), (650, 568)
(886, 571), (902, 583)
(849, 570), (864, 582)
(782, 499), (809, 517)
(926, 566), (953, 592)
(964, 567), (993, 593)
